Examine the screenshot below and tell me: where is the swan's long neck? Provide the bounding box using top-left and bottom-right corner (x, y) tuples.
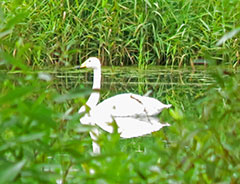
(86, 67), (101, 109)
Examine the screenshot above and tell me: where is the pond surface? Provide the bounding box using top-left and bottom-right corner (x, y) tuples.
(54, 66), (214, 105)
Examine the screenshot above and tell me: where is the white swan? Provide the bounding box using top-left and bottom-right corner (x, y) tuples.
(79, 57), (171, 154)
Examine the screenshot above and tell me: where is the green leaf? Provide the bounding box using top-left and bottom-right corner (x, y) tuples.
(169, 107), (184, 121)
(17, 132), (45, 143)
(0, 86), (33, 104)
(54, 88), (91, 103)
(216, 28), (240, 46)
(5, 12), (27, 29)
(0, 132), (45, 151)
(0, 29), (12, 39)
(75, 124), (93, 133)
(0, 160), (26, 184)
(23, 103), (56, 126)
(0, 51), (29, 70)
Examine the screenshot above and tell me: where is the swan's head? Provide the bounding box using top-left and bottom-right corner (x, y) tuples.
(80, 57), (101, 70)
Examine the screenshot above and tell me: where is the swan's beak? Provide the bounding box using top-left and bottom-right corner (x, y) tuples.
(80, 62), (87, 68)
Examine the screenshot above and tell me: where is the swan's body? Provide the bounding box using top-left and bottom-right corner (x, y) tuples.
(79, 57), (171, 154)
(92, 93), (171, 117)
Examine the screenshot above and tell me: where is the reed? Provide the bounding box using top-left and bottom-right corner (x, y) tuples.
(1, 0), (240, 67)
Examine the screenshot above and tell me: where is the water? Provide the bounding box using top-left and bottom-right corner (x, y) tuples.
(3, 65), (214, 109)
(54, 66), (214, 103)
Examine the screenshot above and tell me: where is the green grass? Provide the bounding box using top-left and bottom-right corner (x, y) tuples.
(1, 0), (240, 67)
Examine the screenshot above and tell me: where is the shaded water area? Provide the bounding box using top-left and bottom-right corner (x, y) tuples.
(54, 66), (214, 104)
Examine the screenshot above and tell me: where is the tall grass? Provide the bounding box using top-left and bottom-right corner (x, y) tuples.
(1, 0), (240, 66)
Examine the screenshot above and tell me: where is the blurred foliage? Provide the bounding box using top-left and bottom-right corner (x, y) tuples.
(0, 54), (91, 183)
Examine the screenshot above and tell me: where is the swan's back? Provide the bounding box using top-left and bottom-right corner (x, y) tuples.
(90, 93), (171, 117)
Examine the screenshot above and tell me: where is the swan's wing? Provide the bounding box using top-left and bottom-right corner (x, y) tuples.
(90, 93), (146, 117)
(134, 94), (172, 115)
(91, 93), (171, 117)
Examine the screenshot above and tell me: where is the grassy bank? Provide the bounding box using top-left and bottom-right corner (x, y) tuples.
(1, 0), (240, 66)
